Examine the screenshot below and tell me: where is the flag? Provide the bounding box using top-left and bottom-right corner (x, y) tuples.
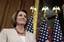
(52, 16), (63, 42)
(37, 18), (48, 42)
(27, 16), (33, 33)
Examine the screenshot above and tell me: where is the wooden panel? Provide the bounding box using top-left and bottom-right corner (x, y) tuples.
(0, 0), (8, 28)
(0, 0), (34, 28)
(1, 0), (21, 28)
(22, 0), (35, 16)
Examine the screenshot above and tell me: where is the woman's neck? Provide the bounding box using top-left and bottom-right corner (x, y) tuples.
(15, 25), (26, 36)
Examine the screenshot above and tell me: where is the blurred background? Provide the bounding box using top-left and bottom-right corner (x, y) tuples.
(0, 0), (64, 41)
(0, 0), (35, 28)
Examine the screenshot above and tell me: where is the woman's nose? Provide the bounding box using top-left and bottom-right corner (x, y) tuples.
(21, 16), (25, 18)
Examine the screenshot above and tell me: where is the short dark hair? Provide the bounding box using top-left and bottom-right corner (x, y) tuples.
(12, 10), (28, 29)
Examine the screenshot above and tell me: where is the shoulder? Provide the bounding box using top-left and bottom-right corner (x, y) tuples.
(26, 31), (36, 42)
(26, 31), (34, 35)
(26, 31), (35, 38)
(1, 28), (15, 34)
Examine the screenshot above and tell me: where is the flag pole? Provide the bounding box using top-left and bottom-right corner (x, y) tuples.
(42, 6), (49, 19)
(33, 0), (39, 35)
(52, 6), (60, 16)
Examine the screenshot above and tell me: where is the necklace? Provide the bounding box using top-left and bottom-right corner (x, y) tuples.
(15, 28), (26, 35)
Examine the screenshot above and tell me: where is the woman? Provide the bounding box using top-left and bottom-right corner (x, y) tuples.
(0, 10), (36, 42)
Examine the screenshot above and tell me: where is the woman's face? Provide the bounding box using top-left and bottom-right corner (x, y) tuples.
(16, 11), (27, 25)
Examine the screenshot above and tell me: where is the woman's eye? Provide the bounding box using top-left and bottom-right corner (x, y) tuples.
(19, 14), (22, 16)
(24, 15), (27, 18)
